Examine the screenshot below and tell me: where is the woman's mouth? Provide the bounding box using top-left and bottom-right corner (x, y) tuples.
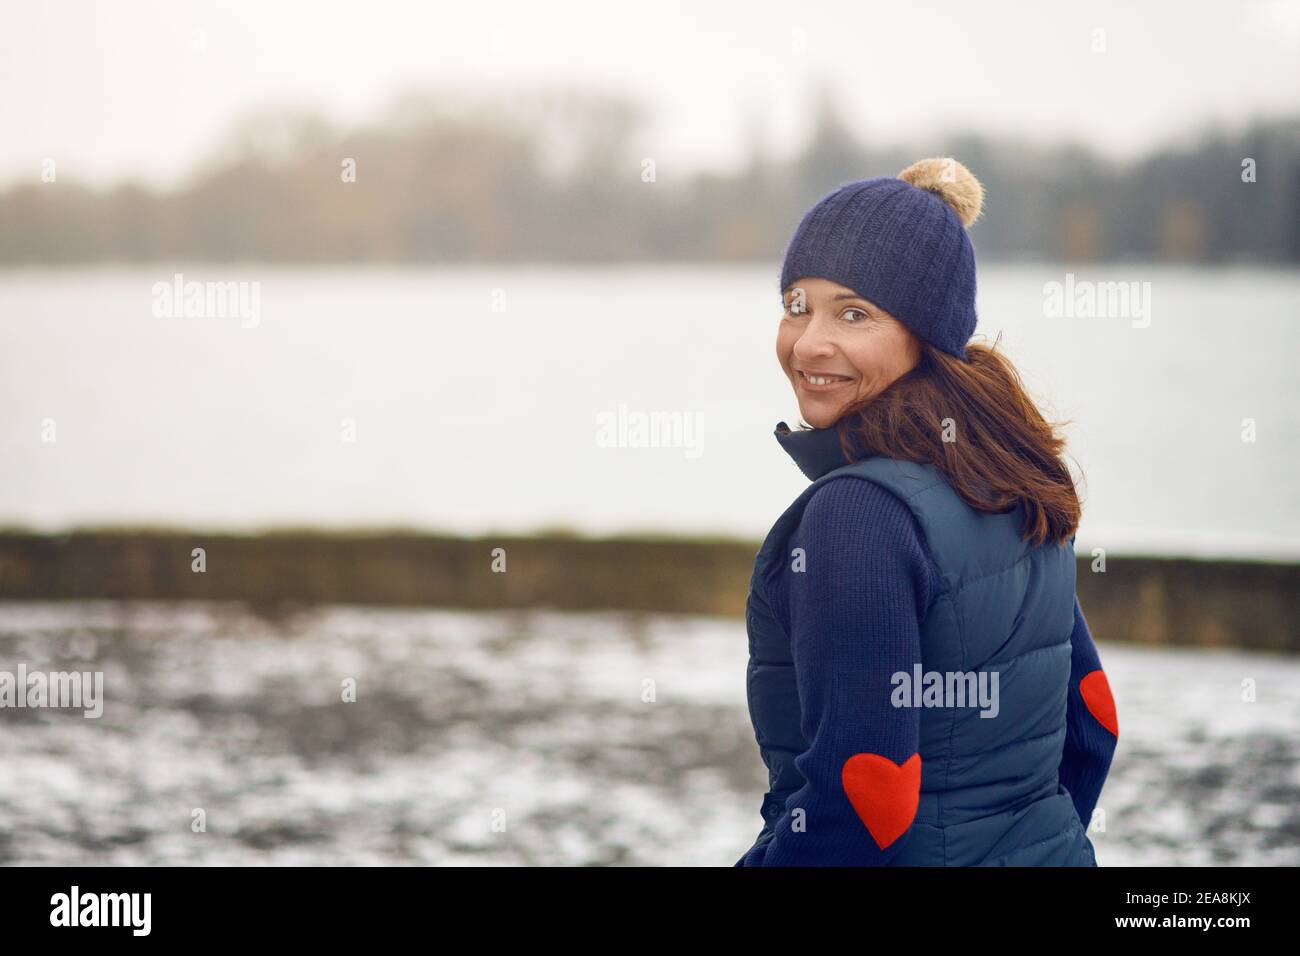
(797, 369), (855, 391)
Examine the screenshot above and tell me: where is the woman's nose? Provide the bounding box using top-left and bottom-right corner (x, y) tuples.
(792, 316), (836, 358)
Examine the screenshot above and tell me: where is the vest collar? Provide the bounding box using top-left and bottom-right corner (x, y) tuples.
(774, 420), (854, 481)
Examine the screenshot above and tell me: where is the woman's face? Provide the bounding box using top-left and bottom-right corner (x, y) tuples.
(776, 276), (922, 428)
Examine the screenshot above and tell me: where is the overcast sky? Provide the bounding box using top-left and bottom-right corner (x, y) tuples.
(1, 0), (1297, 189)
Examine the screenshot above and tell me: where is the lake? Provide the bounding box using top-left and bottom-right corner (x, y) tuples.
(0, 263), (1297, 560)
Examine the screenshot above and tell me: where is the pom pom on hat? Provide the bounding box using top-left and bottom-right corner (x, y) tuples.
(897, 157), (984, 229)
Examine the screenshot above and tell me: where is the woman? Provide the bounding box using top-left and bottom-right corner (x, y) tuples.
(735, 158), (1119, 866)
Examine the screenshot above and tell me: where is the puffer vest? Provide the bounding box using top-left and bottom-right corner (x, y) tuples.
(744, 447), (1097, 866)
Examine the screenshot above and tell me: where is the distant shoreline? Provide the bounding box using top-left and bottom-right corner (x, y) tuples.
(0, 530), (1294, 654)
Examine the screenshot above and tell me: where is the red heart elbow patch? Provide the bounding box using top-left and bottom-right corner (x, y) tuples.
(840, 752), (921, 850)
(1079, 669), (1118, 738)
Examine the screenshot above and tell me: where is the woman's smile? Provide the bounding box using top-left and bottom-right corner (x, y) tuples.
(796, 368), (857, 391)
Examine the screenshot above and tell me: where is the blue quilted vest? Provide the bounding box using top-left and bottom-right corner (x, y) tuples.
(742, 423), (1097, 866)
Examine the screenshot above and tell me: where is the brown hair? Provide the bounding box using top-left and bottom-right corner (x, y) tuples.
(827, 336), (1082, 547)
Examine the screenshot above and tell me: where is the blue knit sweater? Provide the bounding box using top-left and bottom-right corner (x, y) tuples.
(739, 436), (1118, 866)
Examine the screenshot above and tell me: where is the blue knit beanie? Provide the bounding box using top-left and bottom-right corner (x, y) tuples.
(779, 157), (984, 361)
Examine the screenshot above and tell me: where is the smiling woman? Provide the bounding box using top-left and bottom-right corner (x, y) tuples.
(735, 157), (1118, 867)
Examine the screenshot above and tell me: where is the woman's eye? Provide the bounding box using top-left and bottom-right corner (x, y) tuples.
(842, 307), (870, 324)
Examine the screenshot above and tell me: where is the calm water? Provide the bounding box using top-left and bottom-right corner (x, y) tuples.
(0, 264), (1297, 559)
(0, 600), (1295, 866)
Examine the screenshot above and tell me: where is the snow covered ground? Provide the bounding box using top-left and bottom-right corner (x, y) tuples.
(0, 600), (1295, 866)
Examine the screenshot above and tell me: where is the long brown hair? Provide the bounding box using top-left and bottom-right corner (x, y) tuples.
(829, 336), (1082, 547)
